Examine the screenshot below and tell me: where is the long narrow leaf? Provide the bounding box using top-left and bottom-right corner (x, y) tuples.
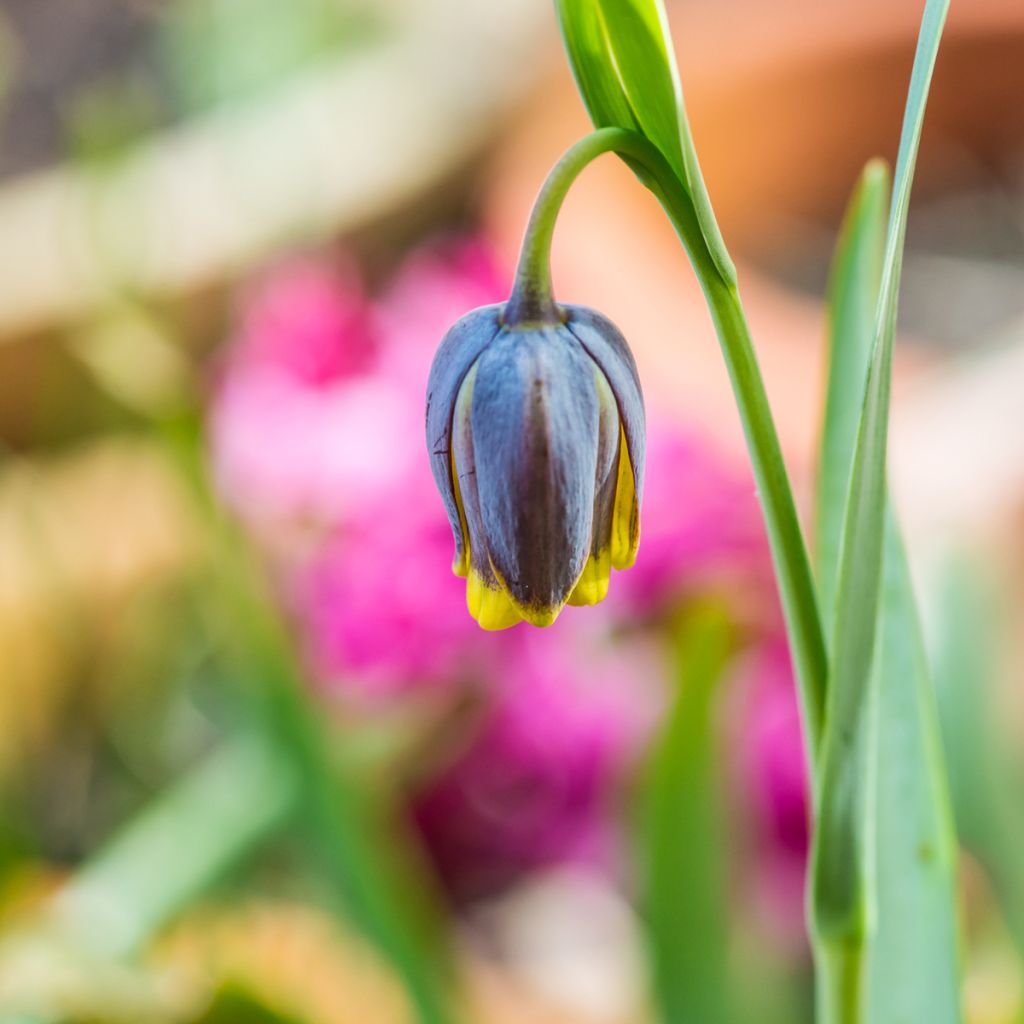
(934, 562), (1024, 952)
(166, 418), (455, 1024)
(866, 521), (960, 1023)
(51, 736), (295, 958)
(554, 0), (638, 133)
(591, 0), (685, 177)
(815, 161), (889, 622)
(639, 605), (734, 1024)
(812, 2), (955, 1017)
(817, 165), (961, 1024)
(597, 0), (735, 282)
(555, 0), (735, 282)
(811, 4), (954, 1015)
(222, 546), (455, 1024)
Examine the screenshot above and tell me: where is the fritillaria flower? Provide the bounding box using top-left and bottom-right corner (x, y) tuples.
(426, 303), (645, 630)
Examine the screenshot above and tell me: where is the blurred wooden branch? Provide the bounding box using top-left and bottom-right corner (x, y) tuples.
(0, 0), (549, 341)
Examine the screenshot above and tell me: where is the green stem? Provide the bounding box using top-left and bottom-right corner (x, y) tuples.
(512, 127), (827, 759)
(695, 269), (828, 761)
(816, 940), (865, 1024)
(49, 734), (296, 958)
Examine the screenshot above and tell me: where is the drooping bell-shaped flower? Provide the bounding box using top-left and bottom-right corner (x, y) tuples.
(426, 295), (645, 630)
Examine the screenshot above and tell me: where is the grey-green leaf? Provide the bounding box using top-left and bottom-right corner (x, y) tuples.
(934, 561), (1024, 954)
(815, 161), (889, 623)
(555, 0), (735, 283)
(554, 0), (638, 133)
(866, 519), (960, 1023)
(638, 605), (734, 1024)
(812, 0), (950, 948)
(812, 2), (960, 1014)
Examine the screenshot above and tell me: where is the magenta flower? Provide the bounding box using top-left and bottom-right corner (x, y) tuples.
(207, 235), (805, 909)
(610, 423), (773, 619)
(411, 624), (661, 903)
(733, 638), (810, 945)
(288, 474), (486, 700)
(209, 240), (511, 697)
(232, 257), (376, 383)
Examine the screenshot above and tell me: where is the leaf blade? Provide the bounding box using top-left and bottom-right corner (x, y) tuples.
(813, 0), (950, 943)
(866, 518), (960, 1023)
(638, 605), (734, 1024)
(815, 160), (890, 622)
(811, 5), (961, 1017)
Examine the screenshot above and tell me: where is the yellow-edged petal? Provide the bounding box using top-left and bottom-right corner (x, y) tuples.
(449, 447), (471, 578)
(610, 426), (640, 570)
(466, 571), (522, 631)
(568, 547), (612, 607)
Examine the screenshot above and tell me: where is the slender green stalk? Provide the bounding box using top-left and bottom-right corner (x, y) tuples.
(510, 127), (827, 762)
(49, 735), (296, 958)
(694, 268), (827, 760)
(640, 604), (735, 1024)
(818, 941), (864, 1024)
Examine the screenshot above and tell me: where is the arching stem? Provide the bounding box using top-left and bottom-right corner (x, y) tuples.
(507, 127), (828, 765)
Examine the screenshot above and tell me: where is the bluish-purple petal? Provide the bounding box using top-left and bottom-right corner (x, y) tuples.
(425, 305), (503, 563)
(470, 325), (600, 616)
(563, 305), (646, 503)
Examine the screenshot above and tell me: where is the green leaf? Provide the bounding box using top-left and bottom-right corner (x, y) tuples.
(555, 0), (735, 282)
(933, 561), (1024, 952)
(590, 0), (685, 177)
(554, 0), (639, 131)
(596, 0), (735, 283)
(638, 605), (734, 1024)
(217, 537), (455, 1024)
(866, 521), (960, 1023)
(812, 3), (958, 1015)
(52, 735), (296, 958)
(815, 161), (889, 622)
(163, 417), (455, 1024)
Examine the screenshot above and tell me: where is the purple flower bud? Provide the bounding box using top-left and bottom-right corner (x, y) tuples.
(426, 304), (645, 630)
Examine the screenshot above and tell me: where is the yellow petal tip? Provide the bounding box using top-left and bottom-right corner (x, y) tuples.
(466, 571), (522, 631)
(569, 550), (612, 606)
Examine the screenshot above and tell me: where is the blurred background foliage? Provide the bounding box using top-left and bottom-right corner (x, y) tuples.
(0, 1), (1022, 1022)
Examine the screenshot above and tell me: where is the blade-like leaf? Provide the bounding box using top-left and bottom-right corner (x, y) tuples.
(638, 604), (734, 1024)
(554, 0), (638, 132)
(555, 0), (735, 282)
(52, 735), (296, 958)
(815, 161), (889, 622)
(166, 418), (455, 1024)
(866, 521), (960, 1023)
(596, 0), (735, 283)
(812, 0), (951, 1010)
(591, 0), (685, 177)
(934, 562), (1024, 952)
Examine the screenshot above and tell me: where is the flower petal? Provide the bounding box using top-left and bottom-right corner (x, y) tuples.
(425, 305), (503, 570)
(451, 362), (523, 630)
(569, 364), (619, 606)
(564, 307), (644, 567)
(610, 426), (639, 569)
(471, 326), (599, 623)
(563, 305), (646, 503)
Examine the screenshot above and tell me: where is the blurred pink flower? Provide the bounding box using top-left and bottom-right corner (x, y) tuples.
(209, 240), (510, 696)
(411, 625), (662, 903)
(233, 257), (376, 383)
(210, 241), (507, 539)
(611, 423), (774, 619)
(208, 234), (807, 908)
(375, 236), (509, 392)
(733, 638), (810, 946)
(288, 480), (484, 699)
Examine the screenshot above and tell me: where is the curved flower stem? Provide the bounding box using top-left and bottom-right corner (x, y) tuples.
(505, 130), (636, 325)
(512, 127), (828, 760)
